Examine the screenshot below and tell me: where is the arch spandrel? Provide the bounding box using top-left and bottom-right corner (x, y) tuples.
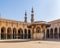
(12, 23), (18, 28)
(0, 25), (7, 28)
(18, 25), (23, 29)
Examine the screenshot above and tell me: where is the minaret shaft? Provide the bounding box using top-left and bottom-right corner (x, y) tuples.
(31, 7), (34, 23)
(24, 11), (27, 23)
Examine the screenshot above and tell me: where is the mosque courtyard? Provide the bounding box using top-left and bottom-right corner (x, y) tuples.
(0, 40), (60, 48)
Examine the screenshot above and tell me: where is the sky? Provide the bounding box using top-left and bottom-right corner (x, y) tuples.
(0, 0), (60, 22)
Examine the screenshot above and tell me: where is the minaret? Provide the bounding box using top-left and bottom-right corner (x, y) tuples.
(31, 7), (34, 23)
(24, 11), (27, 23)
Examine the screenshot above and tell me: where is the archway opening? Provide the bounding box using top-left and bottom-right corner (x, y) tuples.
(7, 28), (11, 39)
(36, 27), (44, 39)
(54, 28), (58, 39)
(50, 28), (53, 38)
(18, 28), (23, 39)
(59, 28), (60, 38)
(24, 29), (27, 39)
(46, 29), (49, 38)
(1, 27), (6, 39)
(28, 29), (31, 39)
(13, 28), (16, 39)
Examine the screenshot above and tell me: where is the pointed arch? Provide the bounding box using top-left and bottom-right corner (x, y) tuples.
(54, 28), (58, 39)
(50, 28), (53, 38)
(28, 29), (31, 39)
(1, 27), (6, 39)
(24, 29), (27, 39)
(18, 28), (23, 39)
(7, 27), (12, 39)
(46, 29), (49, 38)
(36, 27), (41, 33)
(13, 28), (17, 39)
(59, 28), (60, 38)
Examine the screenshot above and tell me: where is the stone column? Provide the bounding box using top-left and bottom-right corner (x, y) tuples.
(43, 26), (46, 40)
(31, 26), (34, 40)
(44, 29), (46, 40)
(31, 29), (33, 40)
(0, 28), (1, 40)
(49, 29), (50, 39)
(16, 29), (18, 39)
(11, 29), (13, 39)
(53, 28), (54, 39)
(57, 28), (59, 40)
(23, 29), (24, 39)
(27, 29), (28, 39)
(6, 28), (7, 39)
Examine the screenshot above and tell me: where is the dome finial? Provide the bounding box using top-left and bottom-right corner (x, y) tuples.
(31, 7), (34, 13)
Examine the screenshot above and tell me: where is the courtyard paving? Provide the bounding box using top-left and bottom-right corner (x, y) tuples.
(0, 40), (60, 48)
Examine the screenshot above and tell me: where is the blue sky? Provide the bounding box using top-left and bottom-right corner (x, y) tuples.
(0, 0), (60, 22)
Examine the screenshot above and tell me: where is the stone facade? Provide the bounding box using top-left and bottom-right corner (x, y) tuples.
(0, 18), (49, 40)
(0, 8), (50, 40)
(46, 19), (60, 40)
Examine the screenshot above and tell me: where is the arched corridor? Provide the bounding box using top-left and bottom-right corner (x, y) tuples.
(46, 27), (60, 40)
(0, 27), (31, 39)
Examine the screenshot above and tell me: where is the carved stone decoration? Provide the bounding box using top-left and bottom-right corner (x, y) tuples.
(36, 27), (41, 33)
